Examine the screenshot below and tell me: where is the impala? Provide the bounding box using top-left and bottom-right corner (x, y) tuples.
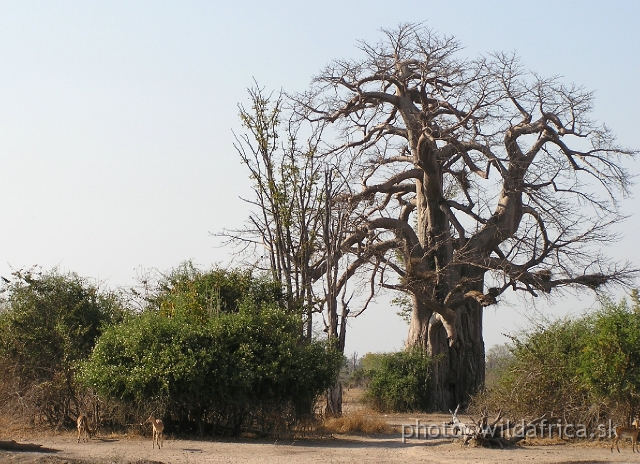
(77, 414), (92, 443)
(143, 413), (164, 449)
(611, 419), (639, 453)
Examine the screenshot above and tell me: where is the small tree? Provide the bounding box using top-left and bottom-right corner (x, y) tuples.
(223, 86), (358, 415)
(221, 86), (328, 340)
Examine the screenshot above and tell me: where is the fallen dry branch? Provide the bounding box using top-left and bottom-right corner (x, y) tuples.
(451, 405), (555, 448)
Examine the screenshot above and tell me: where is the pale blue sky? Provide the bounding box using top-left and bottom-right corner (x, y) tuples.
(1, 1), (638, 355)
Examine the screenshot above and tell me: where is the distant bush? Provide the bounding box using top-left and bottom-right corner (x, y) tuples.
(343, 352), (384, 388)
(363, 348), (431, 413)
(484, 343), (514, 389)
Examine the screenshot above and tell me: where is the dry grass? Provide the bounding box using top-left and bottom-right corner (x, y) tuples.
(319, 386), (393, 435)
(321, 410), (393, 435)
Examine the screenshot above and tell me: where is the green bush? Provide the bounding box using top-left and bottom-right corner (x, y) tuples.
(147, 262), (286, 321)
(0, 268), (125, 426)
(579, 296), (640, 418)
(78, 307), (342, 435)
(363, 348), (431, 412)
(474, 291), (640, 432)
(481, 317), (590, 422)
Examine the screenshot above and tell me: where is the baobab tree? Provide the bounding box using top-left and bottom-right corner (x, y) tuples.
(292, 24), (637, 410)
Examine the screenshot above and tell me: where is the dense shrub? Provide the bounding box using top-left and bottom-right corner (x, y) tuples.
(0, 268), (125, 427)
(363, 348), (431, 412)
(146, 262), (286, 320)
(579, 297), (640, 412)
(78, 307), (342, 435)
(475, 317), (591, 424)
(473, 292), (640, 433)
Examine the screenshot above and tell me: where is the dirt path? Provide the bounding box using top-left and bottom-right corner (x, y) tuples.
(1, 433), (637, 464)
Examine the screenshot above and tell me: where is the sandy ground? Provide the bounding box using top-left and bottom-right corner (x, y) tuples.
(2, 427), (640, 464)
(2, 391), (638, 463)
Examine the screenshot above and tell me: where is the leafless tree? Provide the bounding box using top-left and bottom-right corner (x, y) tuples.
(219, 85), (326, 340)
(220, 85), (361, 414)
(291, 23), (637, 410)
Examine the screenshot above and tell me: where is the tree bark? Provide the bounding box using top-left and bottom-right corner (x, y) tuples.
(426, 300), (484, 411)
(407, 296), (431, 348)
(407, 281), (485, 411)
(324, 290), (346, 417)
(325, 382), (343, 417)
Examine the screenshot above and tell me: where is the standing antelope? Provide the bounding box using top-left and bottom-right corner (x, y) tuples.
(611, 419), (640, 453)
(77, 414), (92, 443)
(143, 413), (164, 449)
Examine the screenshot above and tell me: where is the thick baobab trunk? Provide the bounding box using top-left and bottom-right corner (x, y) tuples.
(430, 300), (484, 411)
(407, 298), (485, 411)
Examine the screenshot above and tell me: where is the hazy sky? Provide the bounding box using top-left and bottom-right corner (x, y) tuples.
(1, 1), (638, 356)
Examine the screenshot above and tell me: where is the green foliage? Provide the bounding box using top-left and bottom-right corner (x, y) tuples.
(79, 303), (342, 435)
(0, 267), (125, 426)
(360, 352), (385, 372)
(391, 295), (412, 324)
(579, 297), (640, 410)
(0, 268), (123, 375)
(363, 348), (432, 413)
(148, 262), (286, 321)
(476, 291), (640, 430)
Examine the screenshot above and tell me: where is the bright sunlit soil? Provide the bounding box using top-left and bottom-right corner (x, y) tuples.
(0, 389), (635, 463)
